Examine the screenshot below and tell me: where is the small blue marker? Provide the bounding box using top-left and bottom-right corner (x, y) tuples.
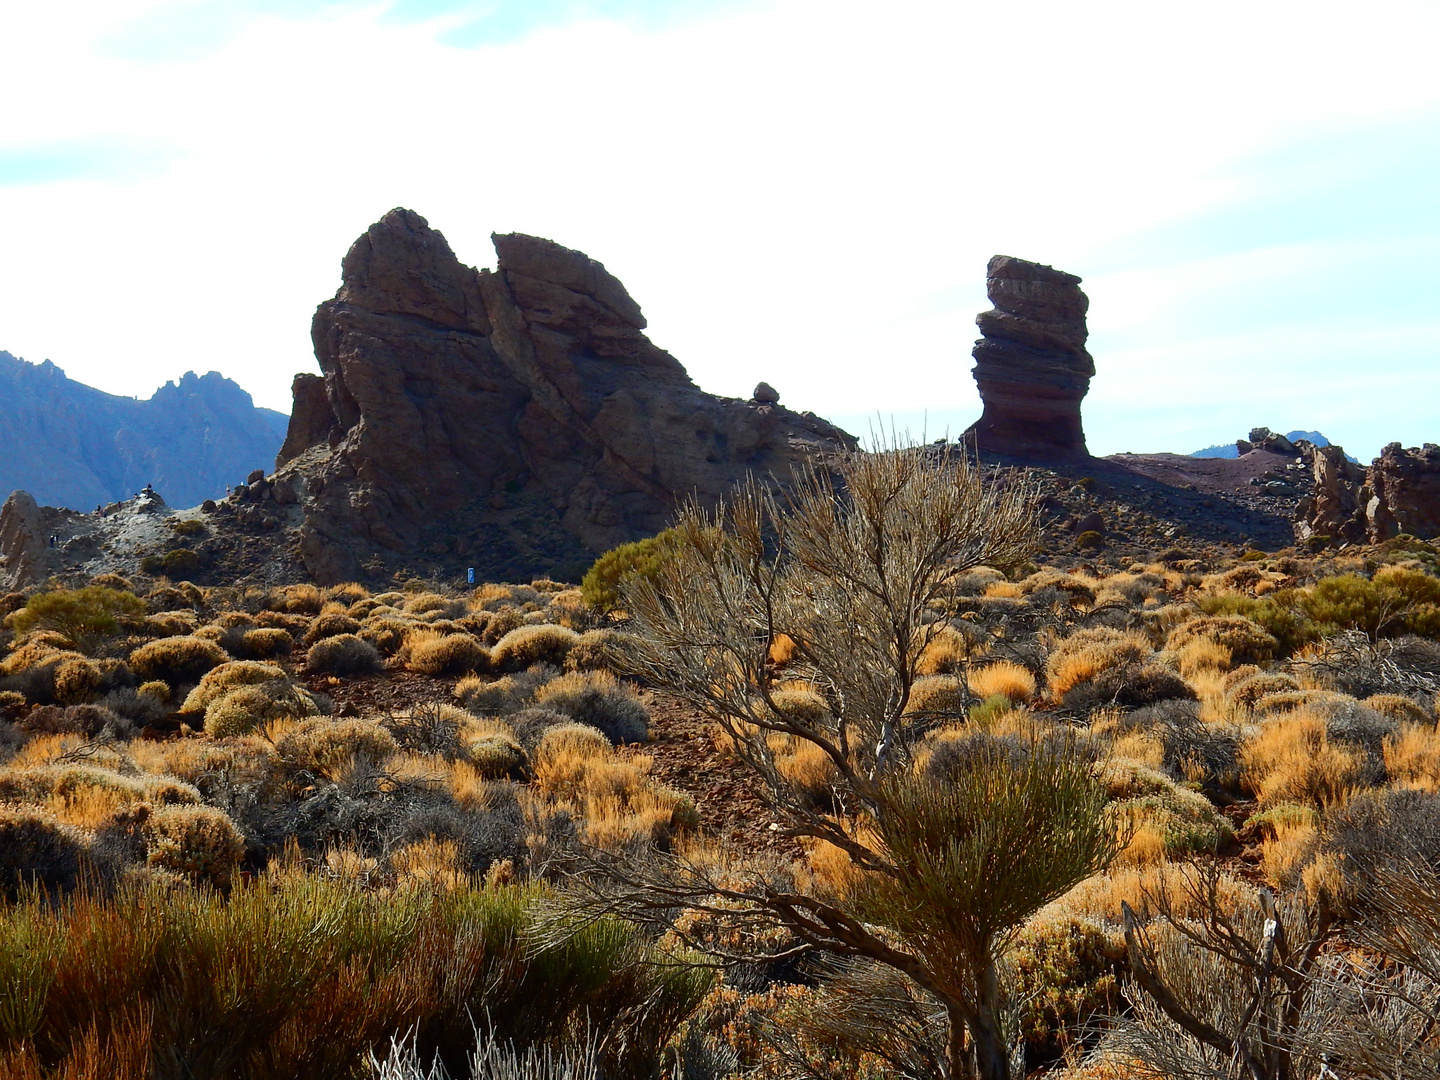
(467, 567), (475, 585)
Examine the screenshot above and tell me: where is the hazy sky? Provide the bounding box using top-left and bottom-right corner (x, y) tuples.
(2, 0), (1437, 462)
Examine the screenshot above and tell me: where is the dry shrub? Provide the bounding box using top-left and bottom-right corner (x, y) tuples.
(274, 718), (398, 781)
(530, 721), (613, 794)
(129, 636), (227, 686)
(490, 624), (579, 672)
(1046, 628), (1152, 698)
(1383, 725), (1440, 792)
(532, 670), (649, 744)
(403, 592), (465, 618)
(455, 667), (554, 716)
(1365, 693), (1432, 726)
(52, 658), (105, 705)
(180, 661), (288, 714)
(324, 582), (370, 605)
(1170, 637), (1232, 677)
(772, 735), (837, 808)
(405, 633), (490, 676)
(143, 804), (244, 888)
(302, 634), (383, 676)
(301, 612), (362, 646)
(274, 583), (324, 615)
(1020, 568), (1097, 606)
(1258, 817), (1320, 891)
(1043, 862), (1258, 927)
(0, 805), (93, 898)
(480, 607), (525, 646)
(902, 675), (968, 718)
(233, 626), (293, 660)
(968, 661), (1036, 704)
(916, 626), (981, 676)
(1165, 615), (1277, 666)
(144, 611), (199, 638)
(464, 735), (528, 780)
(542, 589), (590, 629)
(205, 683), (321, 739)
(1241, 710), (1363, 807)
(390, 836), (466, 890)
(252, 610), (311, 634)
(564, 629), (639, 675)
(1102, 759), (1229, 864)
(19, 704), (131, 739)
(984, 581), (1025, 599)
(359, 616), (414, 656)
(1226, 670), (1300, 711)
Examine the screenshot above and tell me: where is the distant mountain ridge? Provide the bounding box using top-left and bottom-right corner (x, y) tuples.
(0, 351), (288, 510)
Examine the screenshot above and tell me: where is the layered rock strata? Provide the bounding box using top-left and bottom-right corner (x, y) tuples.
(965, 256), (1093, 459)
(274, 209), (855, 584)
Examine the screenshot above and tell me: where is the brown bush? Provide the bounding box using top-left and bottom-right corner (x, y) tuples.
(1046, 628), (1152, 698)
(480, 607), (525, 646)
(1225, 670), (1300, 711)
(359, 616), (414, 656)
(1364, 693), (1432, 726)
(302, 634), (383, 676)
(564, 629), (639, 674)
(902, 675), (968, 718)
(129, 636), (228, 685)
(274, 719), (398, 780)
(968, 662), (1036, 704)
(0, 805), (94, 899)
(232, 626), (293, 660)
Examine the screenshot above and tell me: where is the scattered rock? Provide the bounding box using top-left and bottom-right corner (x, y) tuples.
(965, 255), (1093, 459)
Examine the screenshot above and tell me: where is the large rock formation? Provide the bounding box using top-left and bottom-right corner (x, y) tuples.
(1294, 441), (1440, 544)
(0, 353), (287, 510)
(965, 256), (1093, 459)
(0, 491), (46, 590)
(275, 209), (855, 584)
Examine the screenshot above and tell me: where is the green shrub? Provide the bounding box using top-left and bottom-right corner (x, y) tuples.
(303, 634), (383, 676)
(580, 529), (680, 611)
(129, 635), (228, 685)
(1005, 915), (1123, 1069)
(490, 624), (579, 672)
(8, 587), (146, 650)
(532, 671), (649, 744)
(1194, 593), (1319, 656)
(1075, 530), (1104, 551)
(168, 518), (207, 537)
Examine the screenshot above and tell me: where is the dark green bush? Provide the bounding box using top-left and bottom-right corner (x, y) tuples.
(8, 587), (146, 650)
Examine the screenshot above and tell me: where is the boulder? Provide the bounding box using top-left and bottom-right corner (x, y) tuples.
(752, 382), (780, 405)
(0, 490), (47, 589)
(964, 256), (1093, 459)
(275, 209), (856, 584)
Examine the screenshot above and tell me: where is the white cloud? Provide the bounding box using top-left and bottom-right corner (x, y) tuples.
(0, 0), (1436, 465)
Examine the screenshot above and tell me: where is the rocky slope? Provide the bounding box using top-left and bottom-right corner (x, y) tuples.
(0, 353), (287, 510)
(965, 256), (1093, 459)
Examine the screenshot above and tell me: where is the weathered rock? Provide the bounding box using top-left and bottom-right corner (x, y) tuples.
(1368, 443), (1440, 541)
(965, 256), (1093, 459)
(753, 382), (779, 405)
(275, 209), (856, 584)
(0, 490), (46, 589)
(1236, 439), (1253, 456)
(1307, 445), (1367, 542)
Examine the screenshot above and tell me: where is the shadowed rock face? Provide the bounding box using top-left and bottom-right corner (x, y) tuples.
(1368, 443), (1440, 542)
(965, 256), (1093, 459)
(277, 209), (855, 584)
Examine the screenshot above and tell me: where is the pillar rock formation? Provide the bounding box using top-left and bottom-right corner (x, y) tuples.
(965, 256), (1093, 459)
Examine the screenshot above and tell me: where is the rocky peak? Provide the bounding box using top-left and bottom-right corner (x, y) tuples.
(965, 255), (1093, 459)
(273, 209), (855, 584)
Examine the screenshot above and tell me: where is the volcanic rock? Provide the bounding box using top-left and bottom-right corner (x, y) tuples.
(274, 209), (855, 584)
(0, 491), (46, 590)
(965, 256), (1093, 459)
(752, 382), (780, 405)
(1367, 443), (1440, 542)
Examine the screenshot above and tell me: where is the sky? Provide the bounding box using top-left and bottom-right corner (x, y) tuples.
(1, 0), (1437, 462)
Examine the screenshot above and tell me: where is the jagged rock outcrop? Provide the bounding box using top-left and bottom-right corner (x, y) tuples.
(275, 209), (855, 584)
(1294, 441), (1440, 544)
(965, 256), (1093, 459)
(0, 491), (46, 590)
(1368, 443), (1440, 541)
(0, 354), (287, 510)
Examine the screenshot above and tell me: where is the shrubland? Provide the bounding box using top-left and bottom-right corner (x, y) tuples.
(0, 458), (1439, 1078)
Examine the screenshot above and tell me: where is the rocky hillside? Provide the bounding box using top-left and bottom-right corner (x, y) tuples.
(0, 352), (287, 510)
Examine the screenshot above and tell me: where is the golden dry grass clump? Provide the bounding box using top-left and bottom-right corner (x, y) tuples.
(489, 624), (580, 672)
(915, 625), (983, 676)
(274, 719), (398, 782)
(902, 675), (968, 718)
(301, 612), (362, 647)
(1240, 709), (1363, 807)
(403, 631), (490, 676)
(967, 661), (1036, 704)
(1045, 628), (1152, 699)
